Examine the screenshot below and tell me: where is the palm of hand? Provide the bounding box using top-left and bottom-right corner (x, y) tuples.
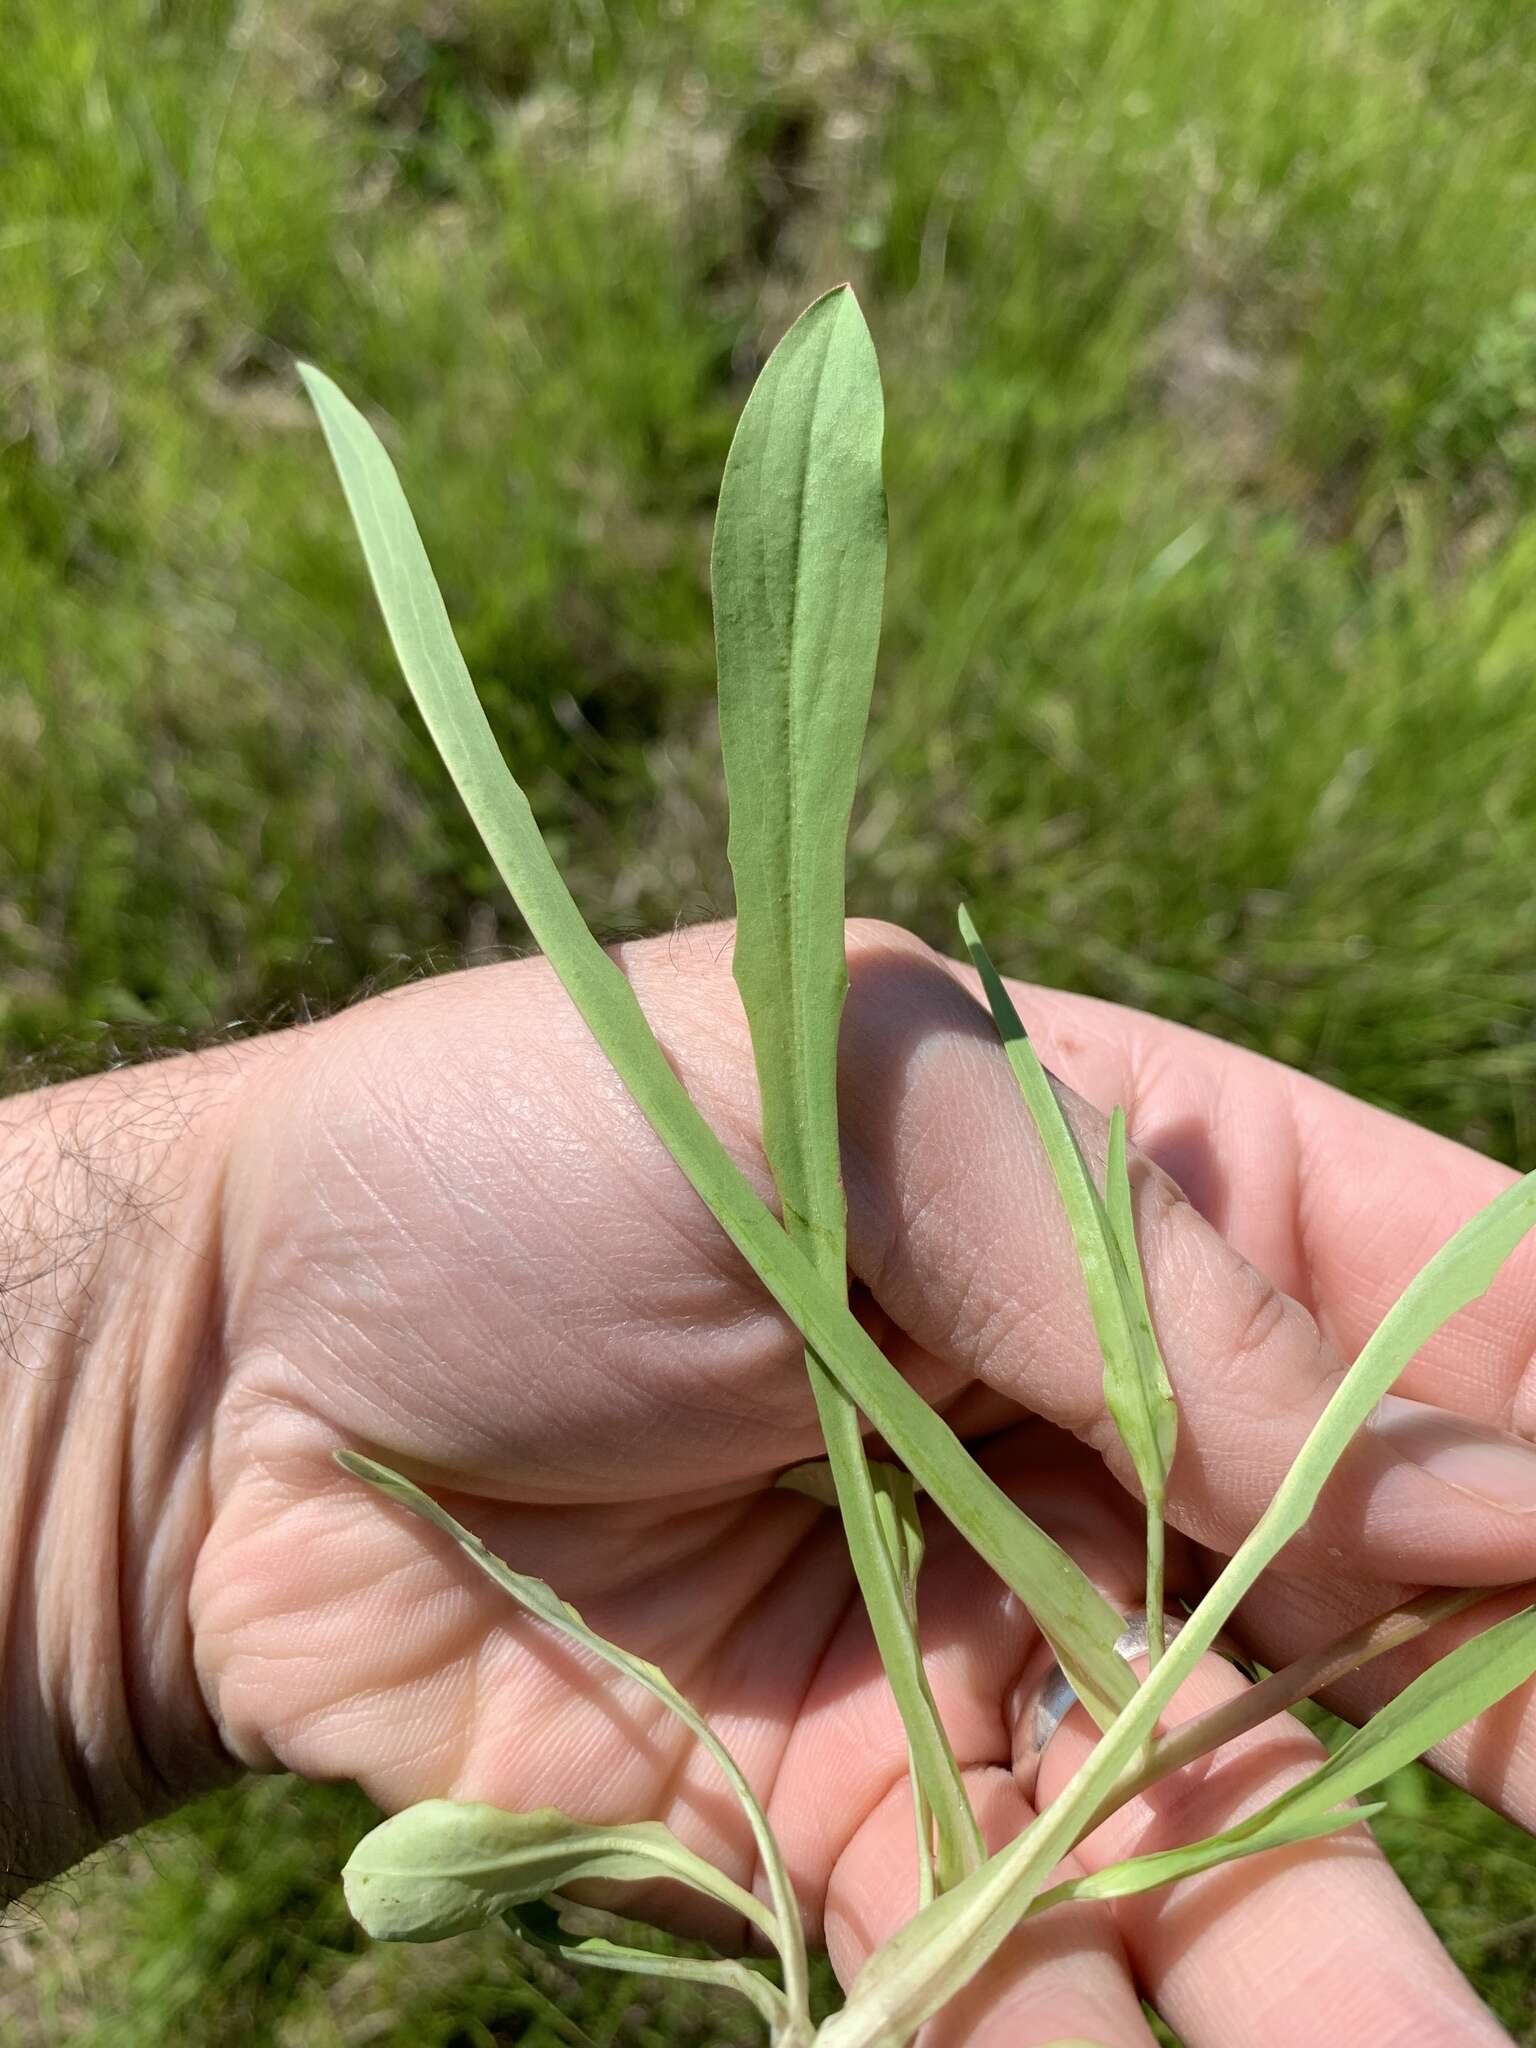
(187, 925), (1536, 2045)
(193, 934), (996, 1907)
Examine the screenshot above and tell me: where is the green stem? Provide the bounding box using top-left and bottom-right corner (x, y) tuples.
(807, 1367), (985, 1888)
(1143, 1500), (1166, 1669)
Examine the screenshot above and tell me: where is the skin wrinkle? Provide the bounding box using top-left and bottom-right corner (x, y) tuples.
(666, 1510), (851, 1946)
(275, 979), (814, 1481)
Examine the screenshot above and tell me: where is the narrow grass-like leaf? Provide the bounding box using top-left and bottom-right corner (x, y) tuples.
(1057, 1608), (1536, 1936)
(871, 1462), (946, 1903)
(823, 1167), (1536, 2047)
(1104, 1104), (1173, 1659)
(781, 1457), (947, 1895)
(1094, 1586), (1492, 1829)
(300, 364), (1134, 1733)
(779, 1458), (944, 1898)
(343, 1801), (777, 1946)
(959, 909), (1176, 1657)
(715, 288), (980, 1889)
(1103, 1110), (1152, 1333)
(1025, 1804), (1383, 1919)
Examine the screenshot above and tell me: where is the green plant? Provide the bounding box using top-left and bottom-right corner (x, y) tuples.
(298, 288), (1536, 2046)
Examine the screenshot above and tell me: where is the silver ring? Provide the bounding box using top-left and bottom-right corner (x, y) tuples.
(1030, 1611), (1180, 1752)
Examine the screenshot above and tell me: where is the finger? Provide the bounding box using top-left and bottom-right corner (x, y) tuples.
(1030, 1651), (1514, 2047)
(825, 1766), (1157, 2048)
(837, 922), (1536, 1585)
(1235, 1568), (1536, 1830)
(943, 953), (1536, 1428)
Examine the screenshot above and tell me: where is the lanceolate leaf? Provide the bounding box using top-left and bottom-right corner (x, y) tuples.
(714, 282), (885, 1277)
(343, 1801), (776, 1946)
(1104, 1101), (1175, 1657)
(301, 363), (1134, 1734)
(715, 288), (979, 1889)
(1104, 1105), (1166, 1423)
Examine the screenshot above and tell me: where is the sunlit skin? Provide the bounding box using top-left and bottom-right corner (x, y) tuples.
(126, 919), (1536, 2045)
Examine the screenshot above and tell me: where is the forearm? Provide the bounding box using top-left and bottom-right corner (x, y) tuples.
(0, 1050), (246, 1899)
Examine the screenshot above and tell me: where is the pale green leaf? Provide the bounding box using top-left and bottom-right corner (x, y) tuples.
(1259, 1604), (1536, 1827)
(958, 910), (1176, 1662)
(1103, 1110), (1154, 1339)
(525, 1898), (796, 2038)
(715, 289), (978, 1891)
(343, 1800), (773, 1945)
(336, 1452), (787, 1956)
(715, 281), (885, 1280)
(300, 362), (1133, 1742)
(1104, 1101), (1175, 1657)
(959, 910), (1176, 1517)
(544, 1937), (789, 2034)
(1027, 1803), (1383, 1917)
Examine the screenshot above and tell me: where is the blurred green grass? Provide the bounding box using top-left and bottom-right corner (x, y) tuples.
(5, 0), (1536, 2038)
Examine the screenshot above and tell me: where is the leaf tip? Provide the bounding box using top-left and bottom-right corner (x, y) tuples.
(334, 1447), (390, 1489)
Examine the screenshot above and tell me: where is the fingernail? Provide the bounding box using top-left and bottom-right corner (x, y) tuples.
(1368, 1394), (1536, 1512)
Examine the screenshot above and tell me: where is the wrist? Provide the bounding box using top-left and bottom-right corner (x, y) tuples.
(0, 1048), (251, 1896)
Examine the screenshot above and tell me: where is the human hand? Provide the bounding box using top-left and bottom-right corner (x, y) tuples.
(10, 919), (1536, 2044)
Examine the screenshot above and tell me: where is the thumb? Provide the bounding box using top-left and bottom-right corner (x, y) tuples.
(837, 922), (1536, 1587)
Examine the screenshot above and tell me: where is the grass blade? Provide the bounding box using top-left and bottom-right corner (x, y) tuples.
(300, 363), (1135, 1733)
(781, 1445), (950, 1896)
(872, 1461), (947, 1901)
(1104, 1104), (1173, 1660)
(1057, 1604), (1536, 1945)
(715, 286), (980, 1888)
(960, 909), (1177, 1658)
